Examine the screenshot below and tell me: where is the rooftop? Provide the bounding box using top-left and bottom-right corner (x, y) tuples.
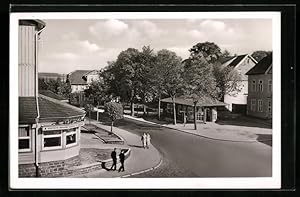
(246, 54), (272, 75)
(68, 70), (92, 85)
(19, 95), (85, 124)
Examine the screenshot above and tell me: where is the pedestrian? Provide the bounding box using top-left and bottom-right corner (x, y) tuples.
(118, 150), (125, 172)
(141, 133), (147, 148)
(110, 148), (117, 171)
(146, 133), (151, 149)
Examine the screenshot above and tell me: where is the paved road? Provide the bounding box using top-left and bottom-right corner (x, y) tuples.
(114, 118), (272, 177)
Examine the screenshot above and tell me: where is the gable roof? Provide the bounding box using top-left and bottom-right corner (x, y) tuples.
(68, 70), (92, 85)
(39, 90), (68, 101)
(161, 95), (226, 107)
(19, 95), (85, 124)
(246, 54), (272, 75)
(227, 54), (248, 67)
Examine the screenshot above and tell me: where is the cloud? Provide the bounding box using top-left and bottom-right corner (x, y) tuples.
(50, 52), (78, 60)
(89, 19), (129, 37)
(61, 32), (79, 40)
(199, 20), (226, 31)
(78, 40), (100, 52)
(136, 20), (165, 38)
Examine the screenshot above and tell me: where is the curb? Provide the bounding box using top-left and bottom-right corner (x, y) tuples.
(124, 116), (259, 143)
(119, 150), (163, 178)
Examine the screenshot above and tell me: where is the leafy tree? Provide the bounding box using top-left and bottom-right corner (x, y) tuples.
(104, 102), (124, 133)
(222, 49), (231, 58)
(182, 55), (216, 130)
(84, 80), (110, 107)
(212, 63), (242, 102)
(38, 78), (71, 99)
(57, 82), (72, 99)
(155, 49), (183, 125)
(251, 50), (272, 62)
(107, 48), (143, 116)
(189, 42), (222, 63)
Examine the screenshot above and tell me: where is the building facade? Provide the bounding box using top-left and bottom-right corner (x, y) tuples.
(246, 54), (272, 119)
(222, 54), (257, 113)
(161, 95), (226, 123)
(18, 20), (86, 177)
(67, 70), (99, 93)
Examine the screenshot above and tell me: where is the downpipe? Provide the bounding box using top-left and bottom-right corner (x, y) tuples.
(34, 25), (45, 177)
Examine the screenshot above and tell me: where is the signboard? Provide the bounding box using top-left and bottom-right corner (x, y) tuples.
(42, 121), (85, 131)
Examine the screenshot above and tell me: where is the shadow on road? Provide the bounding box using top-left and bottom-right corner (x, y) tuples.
(256, 134), (272, 147)
(128, 144), (144, 148)
(101, 162), (110, 171)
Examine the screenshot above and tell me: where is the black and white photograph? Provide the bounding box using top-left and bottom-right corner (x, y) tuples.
(9, 11), (281, 189)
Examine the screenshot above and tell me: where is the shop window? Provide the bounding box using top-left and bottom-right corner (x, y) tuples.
(66, 128), (77, 147)
(43, 130), (62, 150)
(258, 99), (263, 112)
(251, 99), (256, 112)
(19, 126), (31, 152)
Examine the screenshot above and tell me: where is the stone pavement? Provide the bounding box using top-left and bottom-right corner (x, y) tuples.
(72, 119), (161, 178)
(124, 115), (272, 142)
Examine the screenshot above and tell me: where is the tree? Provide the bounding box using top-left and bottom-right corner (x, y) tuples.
(182, 55), (216, 130)
(251, 51), (272, 62)
(84, 80), (110, 106)
(104, 102), (124, 134)
(155, 49), (183, 125)
(189, 42), (222, 63)
(107, 48), (143, 117)
(212, 63), (242, 102)
(57, 82), (72, 99)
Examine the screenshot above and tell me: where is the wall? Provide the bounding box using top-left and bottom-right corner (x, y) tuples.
(247, 74), (272, 119)
(224, 80), (248, 111)
(71, 84), (88, 93)
(87, 74), (99, 84)
(19, 25), (37, 97)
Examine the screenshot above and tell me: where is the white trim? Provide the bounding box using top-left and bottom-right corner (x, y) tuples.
(42, 131), (63, 151)
(251, 79), (256, 92)
(258, 79), (264, 92)
(18, 126), (31, 153)
(258, 99), (263, 112)
(65, 129), (77, 148)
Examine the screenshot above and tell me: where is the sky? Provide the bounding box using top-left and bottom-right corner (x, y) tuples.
(38, 19), (272, 74)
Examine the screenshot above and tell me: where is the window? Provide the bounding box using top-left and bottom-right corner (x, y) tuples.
(251, 99), (256, 112)
(251, 80), (256, 92)
(66, 128), (77, 147)
(258, 99), (263, 112)
(268, 100), (272, 116)
(258, 80), (263, 92)
(268, 80), (272, 93)
(19, 127), (31, 152)
(43, 130), (62, 150)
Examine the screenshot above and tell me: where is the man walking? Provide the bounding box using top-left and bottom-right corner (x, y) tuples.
(110, 148), (117, 171)
(118, 150), (125, 172)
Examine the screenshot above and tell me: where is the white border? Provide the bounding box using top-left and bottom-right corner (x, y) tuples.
(9, 12), (281, 189)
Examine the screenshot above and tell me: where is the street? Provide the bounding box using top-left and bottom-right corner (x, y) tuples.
(114, 118), (272, 177)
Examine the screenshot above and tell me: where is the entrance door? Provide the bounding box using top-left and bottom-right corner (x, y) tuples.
(196, 107), (204, 121)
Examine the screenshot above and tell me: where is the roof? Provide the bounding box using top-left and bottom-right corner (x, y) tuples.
(39, 90), (68, 101)
(246, 54), (272, 75)
(19, 97), (38, 124)
(68, 70), (92, 85)
(227, 54), (247, 67)
(38, 72), (64, 78)
(19, 20), (46, 31)
(19, 96), (85, 124)
(161, 95), (226, 107)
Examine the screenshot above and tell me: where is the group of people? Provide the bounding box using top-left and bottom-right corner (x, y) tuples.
(110, 148), (125, 172)
(141, 133), (151, 149)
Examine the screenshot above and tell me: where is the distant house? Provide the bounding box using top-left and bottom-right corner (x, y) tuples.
(221, 54), (257, 113)
(67, 70), (99, 93)
(161, 95), (226, 123)
(18, 20), (86, 177)
(246, 54), (272, 119)
(38, 72), (66, 82)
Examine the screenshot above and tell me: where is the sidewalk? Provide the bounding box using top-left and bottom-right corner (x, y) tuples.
(72, 119), (161, 178)
(124, 115), (272, 142)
